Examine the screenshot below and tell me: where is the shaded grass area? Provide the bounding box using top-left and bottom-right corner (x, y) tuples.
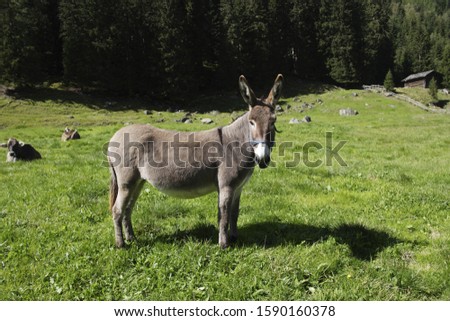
(0, 85), (449, 300)
(168, 222), (401, 261)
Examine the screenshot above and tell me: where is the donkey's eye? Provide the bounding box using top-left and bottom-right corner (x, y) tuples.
(249, 120), (256, 127)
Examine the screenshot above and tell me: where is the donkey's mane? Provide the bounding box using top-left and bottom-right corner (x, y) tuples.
(229, 111), (248, 124)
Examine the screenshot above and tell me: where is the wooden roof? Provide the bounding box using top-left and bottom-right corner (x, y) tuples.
(401, 70), (434, 82)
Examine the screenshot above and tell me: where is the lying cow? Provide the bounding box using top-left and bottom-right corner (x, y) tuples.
(3, 138), (42, 162)
(61, 128), (80, 141)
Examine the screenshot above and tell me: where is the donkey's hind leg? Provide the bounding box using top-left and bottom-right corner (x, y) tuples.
(122, 180), (145, 243)
(112, 181), (139, 248)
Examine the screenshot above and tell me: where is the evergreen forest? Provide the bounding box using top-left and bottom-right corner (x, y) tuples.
(1, 0), (449, 98)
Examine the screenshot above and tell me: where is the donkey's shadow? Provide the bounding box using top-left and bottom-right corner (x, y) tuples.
(164, 222), (401, 261)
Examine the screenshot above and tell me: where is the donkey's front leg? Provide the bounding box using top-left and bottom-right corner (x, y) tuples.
(218, 186), (233, 249)
(229, 191), (241, 244)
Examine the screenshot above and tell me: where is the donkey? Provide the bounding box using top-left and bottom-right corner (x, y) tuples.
(107, 74), (283, 248)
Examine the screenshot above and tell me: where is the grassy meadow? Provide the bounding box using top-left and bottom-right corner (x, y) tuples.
(0, 82), (449, 300)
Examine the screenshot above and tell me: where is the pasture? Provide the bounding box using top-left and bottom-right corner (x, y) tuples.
(0, 83), (449, 300)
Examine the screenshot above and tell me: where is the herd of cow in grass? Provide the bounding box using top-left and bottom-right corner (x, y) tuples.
(1, 128), (79, 162)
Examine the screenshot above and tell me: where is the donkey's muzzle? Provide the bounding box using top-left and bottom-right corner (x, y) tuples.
(252, 141), (271, 169)
(258, 156), (271, 169)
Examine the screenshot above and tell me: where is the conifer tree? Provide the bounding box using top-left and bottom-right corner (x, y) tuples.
(289, 0), (322, 79)
(220, 0), (269, 84)
(384, 69), (395, 92)
(361, 0), (392, 84)
(318, 0), (362, 85)
(1, 0), (55, 85)
(155, 0), (195, 97)
(429, 77), (438, 102)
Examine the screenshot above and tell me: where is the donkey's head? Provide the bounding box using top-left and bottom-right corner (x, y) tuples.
(239, 74), (283, 168)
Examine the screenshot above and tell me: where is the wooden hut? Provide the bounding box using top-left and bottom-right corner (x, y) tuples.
(401, 70), (435, 88)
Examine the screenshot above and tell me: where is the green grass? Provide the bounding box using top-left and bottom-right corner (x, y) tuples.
(396, 87), (450, 109)
(0, 84), (449, 300)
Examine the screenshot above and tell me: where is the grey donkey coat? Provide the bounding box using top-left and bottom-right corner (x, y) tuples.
(107, 74), (283, 248)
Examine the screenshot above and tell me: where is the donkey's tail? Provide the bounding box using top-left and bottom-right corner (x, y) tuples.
(109, 163), (118, 212)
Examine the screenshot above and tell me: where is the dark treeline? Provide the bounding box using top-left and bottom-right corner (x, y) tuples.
(1, 0), (449, 98)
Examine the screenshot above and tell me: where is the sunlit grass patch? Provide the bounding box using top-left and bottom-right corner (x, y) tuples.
(0, 87), (449, 300)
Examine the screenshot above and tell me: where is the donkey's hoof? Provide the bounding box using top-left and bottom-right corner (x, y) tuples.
(116, 240), (126, 248)
(229, 235), (238, 244)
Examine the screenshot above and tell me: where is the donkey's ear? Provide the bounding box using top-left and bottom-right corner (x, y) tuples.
(266, 74), (283, 106)
(239, 75), (257, 109)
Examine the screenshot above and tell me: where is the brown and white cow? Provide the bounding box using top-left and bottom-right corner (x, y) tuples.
(3, 138), (42, 162)
(61, 128), (81, 141)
